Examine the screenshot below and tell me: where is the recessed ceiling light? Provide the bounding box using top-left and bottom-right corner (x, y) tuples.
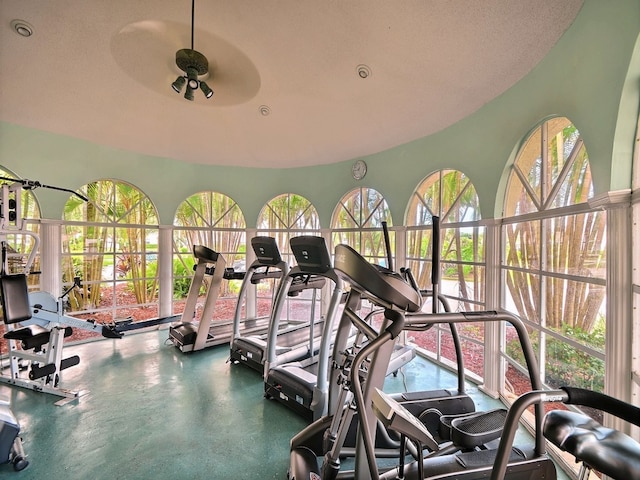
(11, 20), (34, 37)
(356, 64), (371, 79)
(259, 105), (271, 116)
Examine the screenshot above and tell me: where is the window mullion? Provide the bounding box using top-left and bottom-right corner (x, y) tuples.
(543, 137), (584, 210)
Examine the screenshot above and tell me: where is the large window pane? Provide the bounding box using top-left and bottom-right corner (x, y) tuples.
(332, 187), (392, 265)
(404, 169), (485, 381)
(258, 193), (321, 322)
(173, 191), (246, 316)
(501, 116), (606, 440)
(62, 180), (160, 333)
(544, 212), (606, 279)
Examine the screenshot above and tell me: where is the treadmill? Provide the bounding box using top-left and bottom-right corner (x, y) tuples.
(263, 235), (344, 420)
(229, 236), (288, 346)
(264, 232), (417, 421)
(169, 237), (286, 353)
(229, 236), (331, 374)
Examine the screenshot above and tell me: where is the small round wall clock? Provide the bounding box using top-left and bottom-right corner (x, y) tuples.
(352, 160), (367, 180)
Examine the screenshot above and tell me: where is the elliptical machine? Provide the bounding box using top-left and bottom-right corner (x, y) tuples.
(288, 242), (562, 480)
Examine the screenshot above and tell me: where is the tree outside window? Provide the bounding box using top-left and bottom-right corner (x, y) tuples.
(331, 187), (392, 266)
(502, 117), (606, 397)
(405, 169), (485, 377)
(62, 180), (160, 324)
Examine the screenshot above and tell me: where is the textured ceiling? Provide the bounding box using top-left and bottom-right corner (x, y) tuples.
(0, 1), (584, 168)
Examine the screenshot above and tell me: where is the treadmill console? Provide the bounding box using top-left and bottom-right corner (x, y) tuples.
(251, 236), (282, 265)
(290, 236), (332, 274)
(372, 388), (439, 450)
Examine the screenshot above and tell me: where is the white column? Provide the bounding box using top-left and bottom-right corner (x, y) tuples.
(590, 190), (633, 434)
(393, 225), (407, 271)
(631, 188), (640, 441)
(481, 218), (502, 398)
(245, 228), (258, 319)
(39, 220), (61, 295)
(158, 225), (173, 318)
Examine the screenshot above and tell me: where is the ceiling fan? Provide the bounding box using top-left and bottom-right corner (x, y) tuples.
(170, 0), (213, 101)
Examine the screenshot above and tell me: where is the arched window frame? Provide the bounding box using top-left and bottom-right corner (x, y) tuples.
(501, 117), (607, 403)
(173, 191), (246, 310)
(257, 192), (321, 321)
(331, 187), (393, 267)
(61, 179), (160, 327)
(405, 169), (486, 378)
(257, 192), (320, 260)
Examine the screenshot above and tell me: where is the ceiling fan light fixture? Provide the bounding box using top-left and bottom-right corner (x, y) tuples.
(186, 67), (199, 90)
(184, 85), (195, 101)
(170, 0), (214, 102)
(172, 76), (186, 93)
(200, 81), (213, 98)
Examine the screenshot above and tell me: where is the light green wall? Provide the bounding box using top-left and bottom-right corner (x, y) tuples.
(1, 0), (638, 226)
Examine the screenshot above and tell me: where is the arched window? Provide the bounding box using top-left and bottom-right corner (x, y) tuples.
(502, 117), (606, 398)
(257, 193), (320, 259)
(405, 169), (485, 377)
(331, 187), (392, 266)
(257, 193), (320, 321)
(62, 180), (159, 325)
(173, 191), (246, 310)
(406, 169), (483, 306)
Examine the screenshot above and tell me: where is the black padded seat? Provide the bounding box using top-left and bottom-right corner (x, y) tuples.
(543, 410), (640, 479)
(0, 274), (32, 324)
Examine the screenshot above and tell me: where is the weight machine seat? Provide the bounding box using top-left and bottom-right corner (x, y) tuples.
(543, 410), (640, 479)
(333, 244), (422, 313)
(0, 274), (32, 324)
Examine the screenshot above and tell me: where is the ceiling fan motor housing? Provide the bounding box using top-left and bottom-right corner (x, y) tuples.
(175, 48), (209, 75)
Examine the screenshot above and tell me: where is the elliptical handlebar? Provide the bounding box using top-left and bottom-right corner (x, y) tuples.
(561, 386), (640, 427)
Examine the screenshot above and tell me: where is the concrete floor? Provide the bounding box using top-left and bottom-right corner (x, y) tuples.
(0, 330), (570, 479)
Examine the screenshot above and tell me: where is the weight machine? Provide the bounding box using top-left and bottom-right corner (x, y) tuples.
(0, 177), (125, 404)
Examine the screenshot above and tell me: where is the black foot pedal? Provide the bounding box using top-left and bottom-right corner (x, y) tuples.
(450, 409), (507, 449)
(29, 363), (56, 380)
(60, 355), (80, 370)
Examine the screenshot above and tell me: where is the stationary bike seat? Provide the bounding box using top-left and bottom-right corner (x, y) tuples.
(543, 410), (640, 479)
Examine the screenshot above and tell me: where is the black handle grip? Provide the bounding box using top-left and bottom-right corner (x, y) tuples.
(382, 221), (393, 271)
(431, 216), (440, 286)
(384, 309), (405, 339)
(562, 386), (640, 427)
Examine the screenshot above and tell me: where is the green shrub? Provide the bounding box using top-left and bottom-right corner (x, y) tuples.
(506, 321), (605, 392)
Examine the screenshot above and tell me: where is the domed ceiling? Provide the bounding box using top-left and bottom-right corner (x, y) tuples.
(0, 1), (584, 168)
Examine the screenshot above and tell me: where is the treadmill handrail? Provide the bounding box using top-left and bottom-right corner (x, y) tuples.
(264, 240), (343, 375)
(231, 256), (288, 339)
